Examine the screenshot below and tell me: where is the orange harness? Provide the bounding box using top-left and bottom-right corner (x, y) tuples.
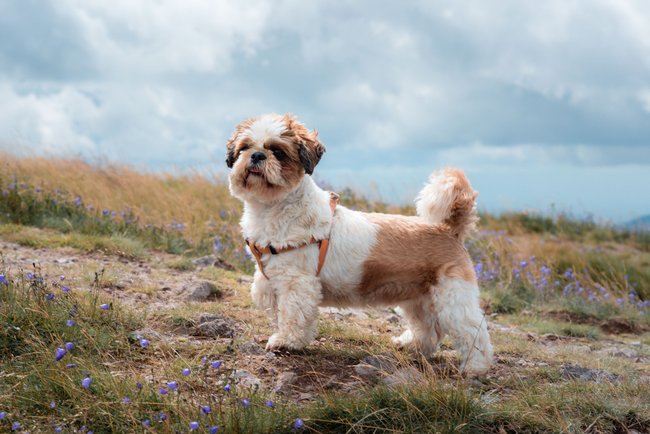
(245, 192), (339, 280)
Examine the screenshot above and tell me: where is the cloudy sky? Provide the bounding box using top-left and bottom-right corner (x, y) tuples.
(1, 0), (649, 222)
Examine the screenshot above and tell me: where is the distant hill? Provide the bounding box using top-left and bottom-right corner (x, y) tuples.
(624, 214), (650, 231)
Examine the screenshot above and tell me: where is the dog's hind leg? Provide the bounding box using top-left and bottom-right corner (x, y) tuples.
(432, 277), (493, 375)
(392, 295), (441, 357)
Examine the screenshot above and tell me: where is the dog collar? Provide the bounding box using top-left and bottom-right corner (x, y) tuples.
(245, 192), (339, 279)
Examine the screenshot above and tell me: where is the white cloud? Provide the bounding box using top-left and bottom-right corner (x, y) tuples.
(0, 0), (649, 219)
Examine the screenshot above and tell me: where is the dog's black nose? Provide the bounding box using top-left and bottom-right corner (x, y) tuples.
(251, 152), (267, 164)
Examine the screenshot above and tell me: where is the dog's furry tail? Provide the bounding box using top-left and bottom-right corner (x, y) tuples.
(415, 168), (479, 241)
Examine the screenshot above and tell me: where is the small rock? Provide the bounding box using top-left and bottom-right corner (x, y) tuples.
(231, 369), (263, 389)
(129, 328), (163, 343)
(238, 275), (253, 284)
(273, 371), (297, 394)
(214, 258), (236, 271)
(263, 352), (276, 360)
(192, 255), (217, 267)
(386, 314), (401, 324)
(560, 364), (619, 383)
(191, 314), (239, 338)
(363, 353), (397, 372)
(595, 347), (639, 359)
(185, 281), (221, 301)
(541, 333), (561, 341)
(383, 367), (424, 387)
(353, 363), (380, 379)
(298, 392), (314, 401)
(239, 341), (265, 355)
(161, 286), (172, 291)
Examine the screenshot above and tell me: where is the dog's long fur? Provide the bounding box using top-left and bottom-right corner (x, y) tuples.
(227, 113), (493, 374)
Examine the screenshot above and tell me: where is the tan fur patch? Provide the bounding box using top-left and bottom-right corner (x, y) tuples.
(358, 213), (476, 304)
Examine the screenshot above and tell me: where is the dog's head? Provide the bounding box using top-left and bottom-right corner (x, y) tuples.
(226, 113), (325, 203)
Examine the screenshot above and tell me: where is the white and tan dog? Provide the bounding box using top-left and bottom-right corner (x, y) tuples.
(226, 113), (493, 375)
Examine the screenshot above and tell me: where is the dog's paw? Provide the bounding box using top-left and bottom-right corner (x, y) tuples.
(265, 333), (303, 352)
(391, 329), (413, 348)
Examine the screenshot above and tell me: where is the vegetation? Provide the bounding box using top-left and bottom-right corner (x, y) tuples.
(1, 155), (648, 433)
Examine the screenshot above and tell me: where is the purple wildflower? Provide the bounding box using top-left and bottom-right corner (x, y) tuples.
(223, 384), (231, 392)
(211, 360), (222, 369)
(50, 401), (56, 409)
(82, 375), (92, 389)
(60, 275), (65, 281)
(62, 286), (70, 293)
(0, 274), (6, 285)
(190, 421), (199, 431)
(201, 356), (208, 363)
(27, 272), (35, 279)
(66, 364), (77, 368)
(0, 412), (6, 419)
(159, 387), (168, 395)
(265, 399), (274, 408)
(213, 238), (224, 254)
(102, 209), (109, 216)
(294, 418), (304, 429)
(66, 319), (75, 327)
(158, 413), (167, 422)
(122, 396), (131, 404)
(99, 303), (110, 310)
(65, 342), (74, 350)
(210, 426), (219, 434)
(55, 347), (67, 362)
(219, 209), (227, 219)
(241, 399), (250, 408)
(182, 368), (191, 376)
(11, 421), (21, 431)
(136, 382), (143, 389)
(46, 293), (55, 301)
(55, 426), (62, 432)
(200, 405), (211, 415)
(139, 338), (149, 348)
(74, 196), (82, 206)
(35, 187), (42, 193)
(519, 260), (528, 268)
(142, 419), (151, 428)
(167, 381), (178, 390)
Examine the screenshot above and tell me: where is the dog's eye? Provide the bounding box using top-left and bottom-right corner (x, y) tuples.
(272, 149), (286, 161)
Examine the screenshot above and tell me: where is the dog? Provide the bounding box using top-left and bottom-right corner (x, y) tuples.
(226, 113), (493, 375)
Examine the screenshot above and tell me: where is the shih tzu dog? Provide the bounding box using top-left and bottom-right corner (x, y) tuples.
(226, 113), (493, 375)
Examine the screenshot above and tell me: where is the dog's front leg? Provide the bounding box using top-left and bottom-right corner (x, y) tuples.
(251, 272), (277, 328)
(266, 274), (322, 351)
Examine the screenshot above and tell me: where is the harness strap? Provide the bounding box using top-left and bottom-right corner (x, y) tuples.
(246, 192), (339, 280)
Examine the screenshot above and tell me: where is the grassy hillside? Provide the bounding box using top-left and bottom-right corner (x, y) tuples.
(1, 155), (648, 433)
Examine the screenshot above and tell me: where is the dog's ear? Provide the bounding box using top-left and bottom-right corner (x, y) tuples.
(226, 119), (252, 168)
(299, 131), (326, 175)
(283, 114), (326, 175)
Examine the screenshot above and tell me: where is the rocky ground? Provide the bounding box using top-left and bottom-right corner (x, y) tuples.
(3, 238), (648, 410)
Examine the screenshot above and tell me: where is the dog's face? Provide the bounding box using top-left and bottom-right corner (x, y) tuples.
(226, 113), (325, 203)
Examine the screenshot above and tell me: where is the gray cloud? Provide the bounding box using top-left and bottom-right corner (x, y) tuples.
(0, 0), (649, 220)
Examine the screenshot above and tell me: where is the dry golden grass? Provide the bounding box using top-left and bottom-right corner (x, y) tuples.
(1, 153), (241, 243)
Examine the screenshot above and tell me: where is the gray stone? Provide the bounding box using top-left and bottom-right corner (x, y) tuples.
(231, 369), (262, 389)
(238, 275), (253, 285)
(239, 341), (265, 355)
(192, 314), (238, 338)
(185, 281), (221, 301)
(383, 367), (425, 387)
(354, 363), (380, 379)
(192, 255), (217, 267)
(273, 371), (297, 394)
(595, 347), (639, 359)
(129, 328), (163, 343)
(363, 353), (398, 372)
(560, 364), (619, 383)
